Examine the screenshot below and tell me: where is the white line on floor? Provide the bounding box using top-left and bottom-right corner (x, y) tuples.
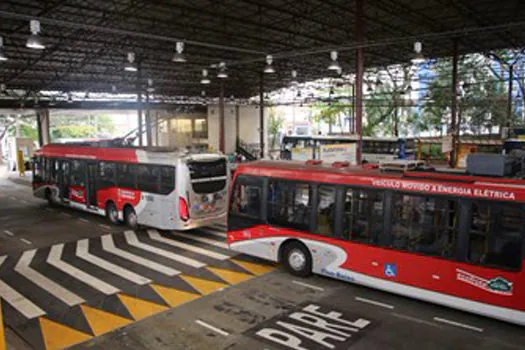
(355, 296), (395, 309)
(79, 218), (90, 223)
(292, 280), (325, 292)
(195, 320), (229, 336)
(391, 312), (441, 328)
(99, 224), (112, 230)
(3, 230), (14, 236)
(172, 232), (229, 249)
(433, 317), (484, 332)
(19, 199), (29, 204)
(20, 238), (32, 245)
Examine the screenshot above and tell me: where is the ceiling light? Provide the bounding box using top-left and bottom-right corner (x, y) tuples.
(291, 70), (298, 86)
(412, 41), (425, 64)
(172, 41), (186, 63)
(217, 62), (228, 79)
(201, 69), (210, 84)
(201, 90), (206, 97)
(147, 78), (155, 93)
(26, 20), (45, 50)
(0, 37), (8, 61)
(124, 52), (137, 72)
(264, 55), (275, 74)
(328, 51), (341, 71)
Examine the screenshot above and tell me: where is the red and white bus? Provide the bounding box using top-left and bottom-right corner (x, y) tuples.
(227, 160), (525, 326)
(32, 144), (228, 230)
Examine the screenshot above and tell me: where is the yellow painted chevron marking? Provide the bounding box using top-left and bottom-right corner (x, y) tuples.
(207, 267), (253, 284)
(39, 317), (91, 350)
(150, 284), (200, 307)
(231, 259), (275, 275)
(80, 304), (132, 336)
(180, 275), (227, 295)
(0, 299), (5, 350)
(117, 294), (168, 320)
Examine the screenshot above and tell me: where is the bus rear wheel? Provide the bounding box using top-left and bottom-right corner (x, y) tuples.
(124, 206), (138, 229)
(283, 242), (312, 277)
(106, 202), (120, 225)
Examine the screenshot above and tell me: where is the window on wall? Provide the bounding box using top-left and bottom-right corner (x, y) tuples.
(468, 202), (524, 270)
(231, 182), (262, 219)
(268, 181), (312, 230)
(391, 194), (458, 258)
(117, 163), (136, 189)
(159, 166), (175, 195)
(71, 160), (85, 186)
(137, 165), (160, 193)
(342, 189), (384, 243)
(316, 186), (336, 236)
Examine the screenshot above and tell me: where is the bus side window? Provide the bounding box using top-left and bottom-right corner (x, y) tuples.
(343, 188), (383, 243)
(33, 156), (43, 182)
(159, 166), (175, 195)
(468, 202), (523, 270)
(267, 180), (311, 230)
(391, 194), (458, 257)
(316, 185), (336, 236)
(117, 163), (136, 189)
(99, 162), (116, 187)
(231, 182), (261, 218)
(71, 160), (86, 187)
(137, 165), (160, 193)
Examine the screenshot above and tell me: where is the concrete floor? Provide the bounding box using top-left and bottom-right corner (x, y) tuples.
(0, 168), (524, 350)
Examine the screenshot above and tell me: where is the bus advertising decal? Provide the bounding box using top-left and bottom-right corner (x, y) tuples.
(371, 179), (516, 200)
(456, 269), (513, 296)
(118, 189), (136, 200)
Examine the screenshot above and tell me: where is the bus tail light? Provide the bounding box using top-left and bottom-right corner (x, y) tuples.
(179, 196), (190, 221)
(332, 161), (350, 167)
(306, 159), (323, 165)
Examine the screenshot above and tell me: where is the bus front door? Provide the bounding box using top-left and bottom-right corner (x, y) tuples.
(86, 162), (98, 208)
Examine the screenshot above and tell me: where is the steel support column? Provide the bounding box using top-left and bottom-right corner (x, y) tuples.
(36, 109), (51, 146)
(355, 0), (364, 164)
(259, 73), (265, 159)
(219, 81), (225, 153)
(145, 91), (152, 147)
(507, 64), (514, 126)
(235, 105), (240, 150)
(450, 40), (459, 168)
(137, 61), (143, 147)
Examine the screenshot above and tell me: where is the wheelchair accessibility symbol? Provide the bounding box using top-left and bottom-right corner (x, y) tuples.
(384, 263), (397, 277)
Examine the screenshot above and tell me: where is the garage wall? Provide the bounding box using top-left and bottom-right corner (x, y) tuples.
(208, 104), (268, 156)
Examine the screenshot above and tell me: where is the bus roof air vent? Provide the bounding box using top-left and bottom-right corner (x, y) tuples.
(306, 159), (323, 165)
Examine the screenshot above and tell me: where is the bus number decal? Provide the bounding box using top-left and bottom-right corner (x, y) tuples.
(250, 303), (373, 350)
(118, 189), (136, 200)
(456, 269), (513, 296)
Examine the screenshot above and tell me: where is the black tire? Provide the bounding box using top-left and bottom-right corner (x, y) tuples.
(124, 206), (138, 229)
(45, 188), (54, 206)
(106, 202), (120, 225)
(282, 242), (312, 277)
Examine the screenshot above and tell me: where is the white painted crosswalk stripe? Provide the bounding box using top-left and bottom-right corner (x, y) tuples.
(47, 244), (120, 295)
(76, 239), (151, 285)
(171, 231), (229, 249)
(0, 256), (46, 319)
(147, 230), (231, 261)
(101, 234), (180, 276)
(200, 227), (227, 239)
(15, 250), (85, 306)
(125, 231), (206, 268)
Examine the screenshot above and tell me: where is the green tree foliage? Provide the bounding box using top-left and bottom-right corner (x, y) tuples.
(268, 107), (285, 150)
(51, 114), (115, 140)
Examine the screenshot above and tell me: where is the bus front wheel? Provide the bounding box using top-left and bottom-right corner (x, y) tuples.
(106, 202), (120, 225)
(282, 242), (312, 277)
(124, 206), (138, 229)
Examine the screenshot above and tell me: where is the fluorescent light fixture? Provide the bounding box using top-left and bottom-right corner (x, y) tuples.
(412, 41), (425, 64)
(201, 69), (211, 84)
(124, 52), (137, 72)
(26, 20), (45, 50)
(0, 37), (7, 61)
(217, 62), (228, 78)
(264, 55), (275, 74)
(328, 51), (341, 71)
(172, 41), (186, 63)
